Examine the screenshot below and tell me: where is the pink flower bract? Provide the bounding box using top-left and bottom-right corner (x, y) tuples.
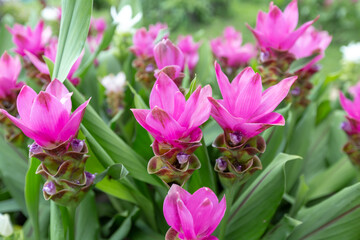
(0, 52), (23, 99)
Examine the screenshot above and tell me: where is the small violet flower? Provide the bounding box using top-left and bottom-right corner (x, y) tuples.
(25, 39), (83, 85)
(0, 52), (23, 99)
(111, 5), (142, 34)
(208, 62), (297, 140)
(163, 184), (226, 240)
(247, 0), (317, 51)
(210, 26), (256, 69)
(130, 23), (168, 57)
(6, 21), (52, 57)
(290, 26), (332, 71)
(131, 72), (212, 149)
(340, 82), (360, 134)
(177, 35), (201, 72)
(0, 79), (90, 148)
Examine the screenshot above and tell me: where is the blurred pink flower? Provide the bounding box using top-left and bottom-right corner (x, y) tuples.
(290, 26), (332, 70)
(211, 26), (256, 68)
(0, 80), (89, 148)
(177, 35), (201, 72)
(131, 72), (212, 148)
(209, 62), (296, 141)
(130, 23), (168, 57)
(7, 21), (52, 57)
(0, 52), (23, 99)
(25, 39), (83, 85)
(87, 17), (107, 53)
(247, 0), (317, 51)
(163, 184), (226, 240)
(340, 82), (360, 134)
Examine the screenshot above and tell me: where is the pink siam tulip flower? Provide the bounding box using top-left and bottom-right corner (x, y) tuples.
(247, 0), (317, 51)
(208, 62), (297, 142)
(154, 39), (185, 80)
(6, 21), (52, 57)
(130, 23), (168, 57)
(25, 39), (83, 85)
(87, 17), (107, 53)
(0, 80), (90, 148)
(0, 52), (23, 99)
(177, 35), (201, 72)
(210, 27), (257, 69)
(340, 82), (360, 134)
(131, 72), (212, 148)
(163, 184), (226, 240)
(290, 26), (332, 70)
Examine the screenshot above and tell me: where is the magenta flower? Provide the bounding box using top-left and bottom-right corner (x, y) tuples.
(163, 184), (226, 240)
(290, 26), (332, 70)
(0, 52), (23, 99)
(0, 80), (90, 148)
(247, 0), (317, 51)
(177, 35), (201, 72)
(210, 26), (256, 69)
(25, 39), (83, 85)
(340, 82), (360, 134)
(6, 21), (52, 57)
(208, 62), (296, 141)
(130, 23), (168, 57)
(131, 72), (212, 148)
(154, 39), (185, 79)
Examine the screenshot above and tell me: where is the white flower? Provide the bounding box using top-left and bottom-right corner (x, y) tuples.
(101, 72), (127, 94)
(111, 5), (142, 34)
(340, 42), (360, 63)
(41, 7), (61, 21)
(0, 213), (13, 237)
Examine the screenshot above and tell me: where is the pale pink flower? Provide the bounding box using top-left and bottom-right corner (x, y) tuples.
(247, 0), (317, 51)
(210, 26), (256, 68)
(0, 52), (23, 99)
(177, 35), (201, 71)
(0, 80), (89, 148)
(131, 72), (212, 148)
(163, 184), (226, 240)
(208, 62), (297, 140)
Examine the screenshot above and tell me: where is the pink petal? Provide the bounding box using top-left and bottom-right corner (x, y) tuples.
(154, 39), (184, 70)
(131, 109), (161, 139)
(246, 24), (270, 50)
(280, 18), (317, 50)
(340, 92), (359, 119)
(214, 62), (234, 110)
(177, 199), (196, 239)
(57, 99), (90, 143)
(251, 112), (285, 126)
(283, 0), (298, 32)
(146, 107), (186, 141)
(0, 52), (21, 80)
(178, 85), (212, 129)
(25, 50), (49, 74)
(46, 79), (72, 113)
(16, 85), (37, 122)
(252, 76), (297, 119)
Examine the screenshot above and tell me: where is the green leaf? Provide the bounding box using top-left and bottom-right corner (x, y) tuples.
(53, 0), (93, 82)
(0, 199), (21, 213)
(288, 182), (360, 240)
(25, 157), (42, 240)
(75, 191), (100, 240)
(43, 56), (54, 79)
(288, 53), (320, 74)
(289, 175), (309, 217)
(225, 153), (302, 240)
(94, 163), (128, 185)
(50, 202), (66, 240)
(109, 208), (139, 240)
(263, 215), (302, 240)
(185, 75), (197, 100)
(153, 28), (169, 44)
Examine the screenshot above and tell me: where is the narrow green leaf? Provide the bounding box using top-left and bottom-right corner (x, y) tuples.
(94, 163), (128, 185)
(263, 215), (302, 240)
(0, 199), (21, 213)
(225, 153), (302, 240)
(289, 175), (309, 217)
(25, 157), (42, 240)
(153, 28), (169, 44)
(43, 56), (54, 79)
(288, 53), (320, 74)
(185, 75), (197, 100)
(109, 208), (139, 240)
(53, 0), (93, 81)
(50, 202), (66, 240)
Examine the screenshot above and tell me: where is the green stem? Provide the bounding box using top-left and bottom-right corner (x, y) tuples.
(218, 185), (235, 240)
(67, 206), (77, 240)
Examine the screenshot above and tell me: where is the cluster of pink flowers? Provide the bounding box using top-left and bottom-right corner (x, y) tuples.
(87, 17), (107, 53)
(0, 52), (23, 100)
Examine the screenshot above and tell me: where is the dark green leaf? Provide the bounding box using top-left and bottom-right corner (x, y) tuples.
(94, 163), (128, 185)
(288, 53), (320, 74)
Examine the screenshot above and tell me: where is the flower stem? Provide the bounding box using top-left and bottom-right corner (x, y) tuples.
(218, 185), (235, 240)
(67, 206), (76, 240)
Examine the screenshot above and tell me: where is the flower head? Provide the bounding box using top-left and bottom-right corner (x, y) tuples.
(7, 21), (52, 57)
(131, 72), (212, 148)
(111, 5), (142, 34)
(130, 23), (168, 57)
(290, 26), (332, 70)
(177, 35), (201, 71)
(0, 80), (90, 148)
(211, 26), (256, 68)
(341, 42), (360, 63)
(163, 184), (226, 240)
(101, 72), (127, 94)
(209, 62), (296, 140)
(247, 0), (317, 51)
(25, 39), (83, 85)
(340, 82), (360, 134)
(0, 52), (23, 99)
